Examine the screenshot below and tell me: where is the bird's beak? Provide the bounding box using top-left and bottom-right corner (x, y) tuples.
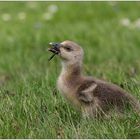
(48, 42), (61, 54)
(48, 42), (61, 61)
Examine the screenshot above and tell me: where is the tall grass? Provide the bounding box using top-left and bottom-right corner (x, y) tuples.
(0, 2), (140, 138)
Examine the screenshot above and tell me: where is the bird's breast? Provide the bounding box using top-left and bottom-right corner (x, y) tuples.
(57, 75), (70, 96)
(57, 74), (81, 107)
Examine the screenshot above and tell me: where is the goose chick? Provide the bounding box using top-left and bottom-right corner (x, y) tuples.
(48, 40), (140, 118)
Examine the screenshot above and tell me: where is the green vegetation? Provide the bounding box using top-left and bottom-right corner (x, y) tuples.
(0, 1), (140, 138)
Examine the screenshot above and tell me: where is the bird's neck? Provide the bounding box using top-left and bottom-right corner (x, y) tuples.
(60, 61), (82, 80)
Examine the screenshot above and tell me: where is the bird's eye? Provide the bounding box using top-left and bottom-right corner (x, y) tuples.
(64, 46), (72, 52)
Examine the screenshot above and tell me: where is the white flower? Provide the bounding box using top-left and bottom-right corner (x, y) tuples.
(34, 22), (42, 29)
(42, 12), (53, 20)
(7, 36), (14, 43)
(1, 13), (11, 21)
(120, 18), (130, 27)
(18, 12), (26, 20)
(26, 2), (37, 9)
(133, 18), (140, 29)
(108, 1), (117, 6)
(48, 4), (58, 13)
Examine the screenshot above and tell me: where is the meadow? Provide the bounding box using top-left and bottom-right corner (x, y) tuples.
(0, 1), (140, 138)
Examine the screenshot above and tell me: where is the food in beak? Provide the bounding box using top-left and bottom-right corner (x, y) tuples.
(48, 42), (60, 61)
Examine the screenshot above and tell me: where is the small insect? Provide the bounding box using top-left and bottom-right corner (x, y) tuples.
(48, 42), (60, 61)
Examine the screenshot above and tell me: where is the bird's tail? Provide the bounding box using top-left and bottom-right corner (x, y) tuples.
(129, 94), (140, 115)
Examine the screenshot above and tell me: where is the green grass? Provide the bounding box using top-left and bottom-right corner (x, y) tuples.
(0, 1), (140, 138)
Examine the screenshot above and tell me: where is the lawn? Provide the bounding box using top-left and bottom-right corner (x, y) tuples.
(0, 1), (140, 138)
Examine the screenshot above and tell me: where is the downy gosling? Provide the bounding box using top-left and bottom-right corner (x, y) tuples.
(48, 40), (140, 118)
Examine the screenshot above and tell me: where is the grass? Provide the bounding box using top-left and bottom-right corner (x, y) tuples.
(0, 1), (140, 138)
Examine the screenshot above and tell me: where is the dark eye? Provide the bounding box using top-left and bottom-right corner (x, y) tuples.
(64, 46), (72, 52)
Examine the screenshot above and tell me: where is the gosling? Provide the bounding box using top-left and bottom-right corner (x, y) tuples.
(48, 40), (140, 118)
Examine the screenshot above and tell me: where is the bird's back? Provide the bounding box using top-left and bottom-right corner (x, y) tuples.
(77, 76), (140, 114)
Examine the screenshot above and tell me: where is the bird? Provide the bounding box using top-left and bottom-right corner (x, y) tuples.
(48, 40), (140, 118)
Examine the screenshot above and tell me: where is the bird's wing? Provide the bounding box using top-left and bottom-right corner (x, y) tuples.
(77, 81), (97, 104)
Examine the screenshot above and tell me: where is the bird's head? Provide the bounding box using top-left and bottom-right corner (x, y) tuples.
(48, 40), (84, 65)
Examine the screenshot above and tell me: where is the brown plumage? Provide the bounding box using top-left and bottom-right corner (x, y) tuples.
(48, 40), (140, 118)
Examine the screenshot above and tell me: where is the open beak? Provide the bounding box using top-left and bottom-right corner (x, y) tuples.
(48, 42), (61, 61)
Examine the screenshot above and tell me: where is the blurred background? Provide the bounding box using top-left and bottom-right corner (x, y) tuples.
(0, 2), (140, 78)
(0, 2), (140, 138)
